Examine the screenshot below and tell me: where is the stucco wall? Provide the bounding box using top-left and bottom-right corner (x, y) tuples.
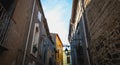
(56, 35), (63, 65)
(0, 0), (33, 65)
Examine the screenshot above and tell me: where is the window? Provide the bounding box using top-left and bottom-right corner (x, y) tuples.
(38, 11), (42, 22)
(30, 23), (40, 57)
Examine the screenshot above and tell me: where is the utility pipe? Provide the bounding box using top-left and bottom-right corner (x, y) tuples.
(22, 0), (36, 65)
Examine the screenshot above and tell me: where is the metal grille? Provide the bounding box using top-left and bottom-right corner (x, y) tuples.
(0, 3), (10, 44)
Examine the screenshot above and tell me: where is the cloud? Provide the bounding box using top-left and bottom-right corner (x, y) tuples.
(41, 0), (72, 45)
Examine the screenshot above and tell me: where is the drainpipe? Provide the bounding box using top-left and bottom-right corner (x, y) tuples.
(22, 0), (36, 65)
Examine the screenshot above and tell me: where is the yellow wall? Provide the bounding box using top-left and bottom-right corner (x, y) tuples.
(63, 50), (71, 65)
(56, 35), (63, 65)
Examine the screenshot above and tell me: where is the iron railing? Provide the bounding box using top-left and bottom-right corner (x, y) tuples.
(0, 3), (10, 44)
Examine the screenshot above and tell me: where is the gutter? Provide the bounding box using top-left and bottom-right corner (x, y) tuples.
(22, 0), (36, 65)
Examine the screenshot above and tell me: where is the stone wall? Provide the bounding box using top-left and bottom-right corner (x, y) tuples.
(86, 0), (120, 65)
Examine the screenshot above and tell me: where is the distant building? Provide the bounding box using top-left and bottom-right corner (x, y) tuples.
(63, 49), (71, 65)
(51, 33), (63, 65)
(68, 0), (91, 65)
(0, 0), (55, 65)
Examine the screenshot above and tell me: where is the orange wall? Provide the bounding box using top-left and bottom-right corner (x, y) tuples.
(56, 35), (63, 65)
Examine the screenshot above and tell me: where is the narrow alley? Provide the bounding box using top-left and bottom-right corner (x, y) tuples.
(0, 0), (120, 65)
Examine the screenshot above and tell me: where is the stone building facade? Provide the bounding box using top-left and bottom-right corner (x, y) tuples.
(86, 0), (120, 65)
(0, 0), (55, 65)
(69, 0), (120, 65)
(68, 0), (91, 65)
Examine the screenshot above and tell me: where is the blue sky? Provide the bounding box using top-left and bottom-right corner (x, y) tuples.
(41, 0), (72, 45)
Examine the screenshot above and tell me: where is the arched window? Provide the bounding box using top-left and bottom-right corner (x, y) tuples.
(30, 23), (40, 57)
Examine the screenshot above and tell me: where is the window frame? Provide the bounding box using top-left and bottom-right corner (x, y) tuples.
(30, 23), (40, 57)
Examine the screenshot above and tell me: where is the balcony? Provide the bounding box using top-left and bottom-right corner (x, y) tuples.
(0, 2), (10, 52)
